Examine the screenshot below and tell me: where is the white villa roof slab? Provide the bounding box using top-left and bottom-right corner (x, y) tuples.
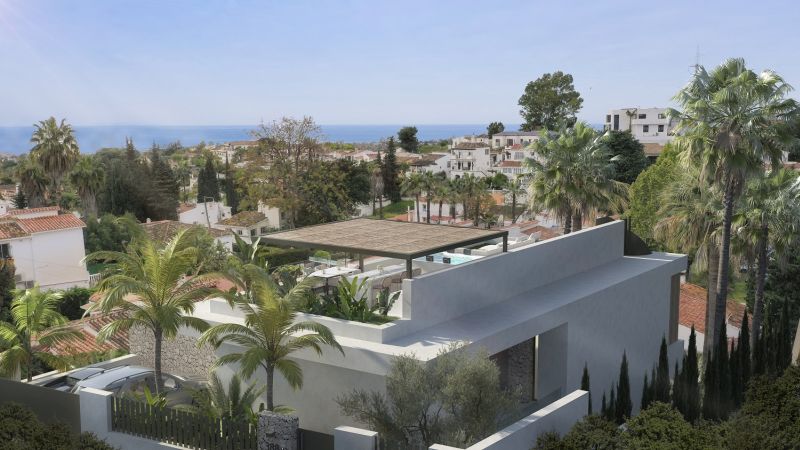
(188, 251), (685, 376)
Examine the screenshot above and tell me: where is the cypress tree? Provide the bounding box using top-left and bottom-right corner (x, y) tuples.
(607, 386), (616, 423)
(615, 352), (632, 424)
(702, 349), (717, 420)
(739, 311), (751, 389)
(197, 157), (220, 202)
(224, 154), (239, 214)
(778, 298), (792, 372)
(600, 392), (607, 418)
(11, 191), (27, 209)
(729, 339), (741, 408)
(684, 326), (700, 423)
(382, 137), (400, 203)
(714, 320), (731, 420)
(147, 148), (180, 220)
(672, 361), (683, 413)
(641, 373), (650, 411)
(655, 336), (671, 403)
(581, 363), (591, 415)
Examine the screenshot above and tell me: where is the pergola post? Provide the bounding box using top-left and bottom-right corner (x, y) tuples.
(358, 255), (364, 271)
(406, 258), (413, 279)
(503, 235), (508, 252)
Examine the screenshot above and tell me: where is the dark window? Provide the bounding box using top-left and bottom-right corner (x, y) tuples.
(0, 244), (9, 259)
(613, 114), (619, 131)
(643, 125), (650, 132)
(658, 113), (666, 119)
(606, 115), (611, 123)
(506, 139), (513, 146)
(658, 124), (665, 132)
(638, 113), (647, 119)
(250, 228), (256, 236)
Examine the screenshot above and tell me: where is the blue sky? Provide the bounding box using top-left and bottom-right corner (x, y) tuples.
(1, 0), (799, 126)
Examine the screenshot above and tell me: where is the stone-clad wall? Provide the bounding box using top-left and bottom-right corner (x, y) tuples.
(128, 326), (216, 378)
(507, 338), (534, 402)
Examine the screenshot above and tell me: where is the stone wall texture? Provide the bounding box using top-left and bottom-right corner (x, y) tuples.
(258, 411), (298, 450)
(128, 326), (216, 379)
(507, 338), (535, 403)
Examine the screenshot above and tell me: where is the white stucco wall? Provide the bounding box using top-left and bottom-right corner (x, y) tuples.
(6, 228), (89, 289)
(179, 202), (231, 226)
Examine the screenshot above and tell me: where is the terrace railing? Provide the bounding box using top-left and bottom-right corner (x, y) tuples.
(111, 396), (268, 450)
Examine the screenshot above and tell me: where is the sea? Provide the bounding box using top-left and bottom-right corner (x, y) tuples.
(0, 124), (523, 155)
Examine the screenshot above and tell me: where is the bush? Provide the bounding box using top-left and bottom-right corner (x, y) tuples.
(59, 287), (94, 321)
(0, 402), (116, 450)
(263, 246), (311, 268)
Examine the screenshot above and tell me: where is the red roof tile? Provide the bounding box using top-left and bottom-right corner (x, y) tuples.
(44, 311), (129, 356)
(679, 283), (748, 334)
(16, 214), (85, 233)
(6, 206), (60, 216)
(497, 160), (523, 167)
(0, 221), (29, 239)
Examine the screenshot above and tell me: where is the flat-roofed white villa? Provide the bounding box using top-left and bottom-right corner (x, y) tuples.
(131, 218), (686, 447)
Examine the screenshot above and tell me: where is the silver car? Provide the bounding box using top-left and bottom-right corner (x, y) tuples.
(70, 365), (205, 407)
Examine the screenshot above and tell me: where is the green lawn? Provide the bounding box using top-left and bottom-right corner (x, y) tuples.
(370, 200), (415, 218)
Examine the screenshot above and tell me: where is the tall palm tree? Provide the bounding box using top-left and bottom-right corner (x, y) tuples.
(69, 156), (105, 217)
(401, 173), (423, 222)
(667, 58), (799, 353)
(655, 168), (723, 358)
(445, 178), (461, 222)
(420, 172), (439, 223)
(459, 174), (485, 226)
(30, 117), (80, 202)
(198, 273), (343, 411)
(435, 175), (449, 224)
(0, 286), (80, 381)
(526, 122), (626, 234)
(15, 156), (49, 208)
(505, 176), (526, 224)
(736, 169), (800, 350)
(86, 227), (214, 394)
(370, 166), (384, 219)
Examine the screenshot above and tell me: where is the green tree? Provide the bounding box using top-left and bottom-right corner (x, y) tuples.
(682, 326), (701, 423)
(296, 161), (357, 226)
(654, 336), (671, 403)
(622, 402), (723, 449)
(420, 171), (439, 223)
(401, 172), (423, 223)
(0, 286), (80, 381)
(604, 130), (649, 184)
(86, 227), (213, 394)
(735, 169), (800, 350)
(199, 273), (342, 411)
(337, 346), (513, 449)
(147, 148), (180, 220)
(486, 121), (504, 138)
(615, 352), (632, 424)
(69, 155), (105, 218)
(505, 176), (525, 224)
(518, 71), (583, 131)
(581, 363), (592, 415)
(382, 137), (401, 203)
(29, 117), (80, 203)
(15, 155), (49, 208)
(625, 145), (680, 246)
(668, 58), (800, 357)
(11, 190), (27, 209)
(197, 156), (220, 203)
(397, 126), (419, 153)
(224, 154), (239, 214)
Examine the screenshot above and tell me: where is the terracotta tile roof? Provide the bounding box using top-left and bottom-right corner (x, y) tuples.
(6, 206), (60, 216)
(142, 220), (229, 241)
(217, 211), (267, 227)
(45, 311), (129, 356)
(16, 214), (85, 233)
(0, 221), (29, 239)
(679, 283), (748, 334)
(497, 160), (523, 168)
(520, 225), (560, 241)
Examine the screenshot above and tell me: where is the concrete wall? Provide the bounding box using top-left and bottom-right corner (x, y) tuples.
(428, 390), (588, 450)
(7, 228), (89, 289)
(334, 426), (378, 450)
(179, 201), (231, 226)
(402, 221), (624, 334)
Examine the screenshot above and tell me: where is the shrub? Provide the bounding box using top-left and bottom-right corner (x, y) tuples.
(59, 287), (94, 321)
(263, 246), (311, 268)
(0, 402), (116, 449)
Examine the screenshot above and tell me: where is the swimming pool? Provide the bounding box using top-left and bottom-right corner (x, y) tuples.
(417, 251), (482, 265)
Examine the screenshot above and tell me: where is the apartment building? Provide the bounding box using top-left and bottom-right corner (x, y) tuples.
(604, 107), (676, 157)
(449, 142), (493, 179)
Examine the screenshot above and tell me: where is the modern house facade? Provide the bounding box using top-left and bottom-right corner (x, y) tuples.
(0, 207), (90, 290)
(604, 107), (676, 157)
(132, 220), (686, 442)
(449, 143), (493, 179)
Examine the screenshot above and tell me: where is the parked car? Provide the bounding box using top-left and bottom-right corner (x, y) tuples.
(70, 365), (205, 407)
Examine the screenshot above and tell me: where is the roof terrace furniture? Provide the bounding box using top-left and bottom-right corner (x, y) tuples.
(260, 218), (509, 279)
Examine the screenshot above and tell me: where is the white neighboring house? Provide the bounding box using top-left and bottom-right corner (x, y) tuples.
(490, 130), (540, 149)
(604, 107), (676, 158)
(178, 202), (232, 227)
(449, 142), (493, 179)
(407, 153), (450, 175)
(142, 220), (236, 251)
(0, 206), (89, 290)
(214, 211), (275, 242)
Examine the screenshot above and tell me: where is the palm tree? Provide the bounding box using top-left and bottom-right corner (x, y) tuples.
(15, 156), (49, 208)
(420, 172), (439, 223)
(445, 178), (461, 222)
(198, 273), (343, 411)
(505, 176), (526, 224)
(667, 58), (799, 353)
(0, 286), (80, 381)
(434, 175), (449, 224)
(69, 156), (105, 217)
(86, 227), (214, 394)
(460, 174), (484, 226)
(30, 117), (80, 202)
(370, 166), (384, 219)
(187, 371), (266, 422)
(736, 169), (800, 350)
(527, 122), (626, 234)
(401, 173), (423, 222)
(655, 168), (723, 358)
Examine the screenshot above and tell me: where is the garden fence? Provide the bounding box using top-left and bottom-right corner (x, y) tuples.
(111, 396), (272, 450)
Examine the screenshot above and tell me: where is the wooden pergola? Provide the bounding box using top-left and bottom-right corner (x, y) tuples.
(260, 218), (508, 278)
